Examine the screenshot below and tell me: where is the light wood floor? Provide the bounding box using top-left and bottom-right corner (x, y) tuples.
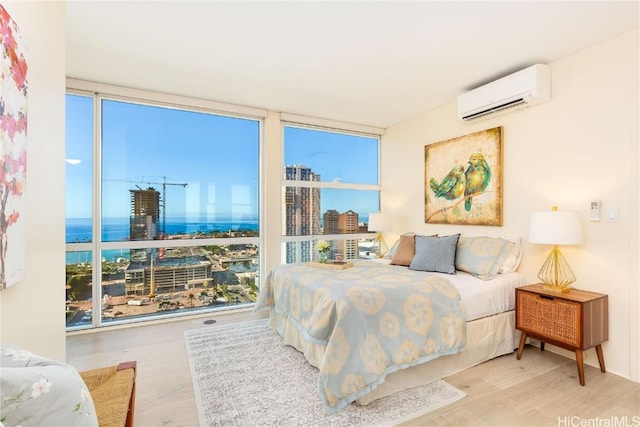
(66, 310), (639, 427)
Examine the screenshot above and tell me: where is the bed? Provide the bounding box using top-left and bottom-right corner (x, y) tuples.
(254, 234), (529, 413)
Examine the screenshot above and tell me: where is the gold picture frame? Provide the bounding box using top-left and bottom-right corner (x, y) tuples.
(424, 127), (503, 226)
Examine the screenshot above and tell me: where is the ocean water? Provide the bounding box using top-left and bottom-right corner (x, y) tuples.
(66, 217), (259, 264)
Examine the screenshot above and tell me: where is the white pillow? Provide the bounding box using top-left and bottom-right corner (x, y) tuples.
(498, 237), (522, 273)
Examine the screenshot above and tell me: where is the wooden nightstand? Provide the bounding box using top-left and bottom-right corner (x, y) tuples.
(515, 283), (608, 385)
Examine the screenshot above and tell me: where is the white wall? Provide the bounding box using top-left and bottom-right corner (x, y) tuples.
(0, 1), (67, 360)
(382, 30), (639, 381)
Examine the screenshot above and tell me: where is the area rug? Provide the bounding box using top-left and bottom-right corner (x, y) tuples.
(185, 319), (466, 426)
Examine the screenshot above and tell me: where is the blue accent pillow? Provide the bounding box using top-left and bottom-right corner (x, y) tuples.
(409, 234), (460, 274)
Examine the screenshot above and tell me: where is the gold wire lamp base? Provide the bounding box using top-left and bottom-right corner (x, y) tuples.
(538, 245), (576, 293)
(376, 233), (389, 258)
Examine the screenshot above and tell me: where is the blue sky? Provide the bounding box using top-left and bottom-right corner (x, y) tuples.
(65, 94), (379, 221)
(284, 126), (378, 185)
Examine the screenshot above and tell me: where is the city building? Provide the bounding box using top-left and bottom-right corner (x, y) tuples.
(124, 253), (212, 296)
(283, 165), (321, 263)
(129, 187), (161, 240)
(323, 209), (359, 259)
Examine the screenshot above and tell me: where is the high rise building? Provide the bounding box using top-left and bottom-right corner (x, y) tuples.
(323, 209), (340, 234)
(130, 187), (160, 240)
(323, 209), (359, 260)
(284, 165), (321, 263)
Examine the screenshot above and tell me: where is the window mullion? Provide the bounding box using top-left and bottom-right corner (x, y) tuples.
(283, 180), (380, 191)
(91, 93), (103, 327)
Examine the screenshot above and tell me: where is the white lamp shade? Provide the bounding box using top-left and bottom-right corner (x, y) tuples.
(528, 210), (583, 245)
(368, 213), (391, 232)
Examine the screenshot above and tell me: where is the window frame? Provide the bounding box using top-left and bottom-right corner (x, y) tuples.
(280, 122), (382, 263)
(65, 82), (265, 330)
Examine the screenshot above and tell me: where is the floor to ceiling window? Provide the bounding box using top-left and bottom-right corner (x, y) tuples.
(282, 125), (381, 263)
(65, 90), (261, 329)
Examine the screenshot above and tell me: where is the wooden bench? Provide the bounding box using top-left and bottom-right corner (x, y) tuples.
(80, 361), (137, 427)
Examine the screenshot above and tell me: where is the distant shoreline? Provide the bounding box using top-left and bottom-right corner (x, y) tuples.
(66, 218), (259, 243)
(65, 218), (260, 264)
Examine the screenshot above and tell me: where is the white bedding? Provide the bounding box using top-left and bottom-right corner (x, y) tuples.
(371, 259), (530, 321)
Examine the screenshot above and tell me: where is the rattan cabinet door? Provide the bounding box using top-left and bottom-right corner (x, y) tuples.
(516, 290), (581, 348)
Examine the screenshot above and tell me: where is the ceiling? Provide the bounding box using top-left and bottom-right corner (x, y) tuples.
(66, 1), (639, 129)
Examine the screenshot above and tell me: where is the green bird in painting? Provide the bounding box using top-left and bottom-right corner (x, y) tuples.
(429, 165), (466, 201)
(464, 153), (491, 211)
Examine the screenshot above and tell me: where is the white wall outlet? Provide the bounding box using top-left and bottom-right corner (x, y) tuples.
(589, 201), (600, 222)
(607, 207), (618, 222)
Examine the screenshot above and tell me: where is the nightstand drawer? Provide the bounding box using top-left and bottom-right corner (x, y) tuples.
(517, 291), (581, 347)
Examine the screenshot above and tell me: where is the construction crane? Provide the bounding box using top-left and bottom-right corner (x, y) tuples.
(145, 177), (187, 299)
(149, 176), (188, 236)
(105, 176), (188, 300)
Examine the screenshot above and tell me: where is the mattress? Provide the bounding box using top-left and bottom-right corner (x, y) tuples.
(421, 270), (527, 321)
(372, 259), (529, 321)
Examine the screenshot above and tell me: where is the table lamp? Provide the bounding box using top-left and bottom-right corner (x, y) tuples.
(528, 206), (583, 293)
(368, 213), (391, 258)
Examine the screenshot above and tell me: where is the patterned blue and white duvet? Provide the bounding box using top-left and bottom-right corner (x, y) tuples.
(254, 260), (467, 413)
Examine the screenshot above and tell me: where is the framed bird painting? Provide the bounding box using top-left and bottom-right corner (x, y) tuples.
(424, 127), (503, 226)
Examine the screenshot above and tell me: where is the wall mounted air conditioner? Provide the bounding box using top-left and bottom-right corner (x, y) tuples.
(457, 64), (551, 121)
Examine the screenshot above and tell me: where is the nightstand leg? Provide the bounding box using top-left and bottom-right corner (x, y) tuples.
(516, 332), (527, 360)
(575, 349), (585, 386)
(540, 342), (545, 352)
(595, 344), (606, 373)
